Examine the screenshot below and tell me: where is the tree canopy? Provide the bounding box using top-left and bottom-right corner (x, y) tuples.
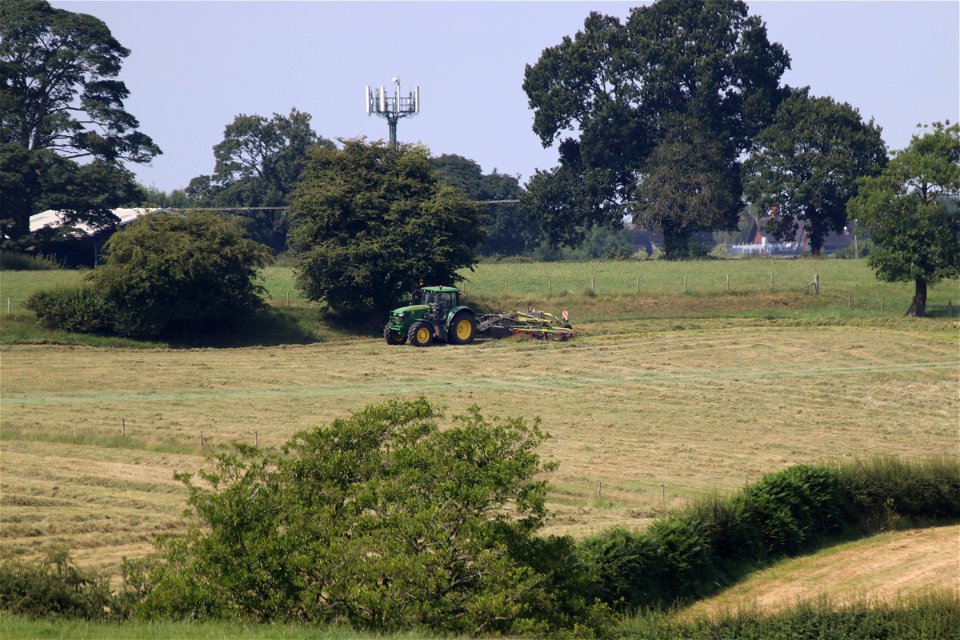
(847, 122), (960, 316)
(631, 115), (742, 257)
(186, 109), (331, 252)
(430, 154), (542, 256)
(289, 140), (484, 313)
(743, 89), (887, 255)
(522, 0), (790, 254)
(0, 0), (159, 244)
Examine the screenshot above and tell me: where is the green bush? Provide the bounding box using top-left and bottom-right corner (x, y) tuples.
(24, 211), (271, 338)
(734, 464), (854, 557)
(24, 286), (116, 334)
(0, 548), (122, 621)
(89, 211), (270, 337)
(137, 398), (606, 637)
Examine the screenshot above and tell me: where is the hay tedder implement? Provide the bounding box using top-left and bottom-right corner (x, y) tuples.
(384, 286), (573, 347)
(476, 310), (574, 341)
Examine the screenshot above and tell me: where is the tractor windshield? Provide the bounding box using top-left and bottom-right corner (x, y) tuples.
(420, 290), (458, 311)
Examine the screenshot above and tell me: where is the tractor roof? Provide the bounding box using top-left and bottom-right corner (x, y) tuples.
(421, 286), (459, 293)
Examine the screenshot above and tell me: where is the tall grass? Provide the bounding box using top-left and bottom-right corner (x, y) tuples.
(614, 592), (960, 640)
(2, 593), (955, 640)
(0, 615), (449, 639)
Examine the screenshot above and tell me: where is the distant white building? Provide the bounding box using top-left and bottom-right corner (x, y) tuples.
(29, 208), (162, 236)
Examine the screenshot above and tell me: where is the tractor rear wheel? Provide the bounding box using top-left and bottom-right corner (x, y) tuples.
(384, 322), (405, 345)
(447, 312), (476, 345)
(408, 321), (433, 347)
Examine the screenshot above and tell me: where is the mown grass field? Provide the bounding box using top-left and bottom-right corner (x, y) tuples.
(1, 260), (958, 587)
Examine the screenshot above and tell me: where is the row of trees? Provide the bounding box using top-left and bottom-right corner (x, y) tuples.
(4, 0), (958, 319)
(522, 0), (891, 258)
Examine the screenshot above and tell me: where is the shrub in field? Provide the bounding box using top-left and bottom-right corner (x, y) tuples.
(734, 464), (854, 556)
(138, 398), (606, 637)
(24, 211), (270, 338)
(90, 211), (270, 337)
(0, 548), (121, 621)
(25, 286), (116, 334)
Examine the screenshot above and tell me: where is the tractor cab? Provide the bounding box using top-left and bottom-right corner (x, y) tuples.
(420, 287), (459, 317)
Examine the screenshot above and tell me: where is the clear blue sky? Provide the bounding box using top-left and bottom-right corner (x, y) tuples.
(57, 1), (960, 193)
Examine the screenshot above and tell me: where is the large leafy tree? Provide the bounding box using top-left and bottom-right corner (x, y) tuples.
(138, 398), (597, 635)
(743, 89), (887, 255)
(289, 140), (484, 313)
(431, 154), (542, 256)
(187, 109), (331, 252)
(632, 116), (742, 256)
(848, 122), (960, 317)
(523, 0), (789, 255)
(0, 0), (160, 242)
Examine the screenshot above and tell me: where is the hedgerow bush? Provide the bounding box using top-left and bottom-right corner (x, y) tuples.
(580, 458), (960, 611)
(0, 548), (122, 621)
(836, 457), (960, 523)
(25, 286), (116, 334)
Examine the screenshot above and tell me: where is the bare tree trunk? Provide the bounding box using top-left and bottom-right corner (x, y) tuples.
(905, 278), (927, 317)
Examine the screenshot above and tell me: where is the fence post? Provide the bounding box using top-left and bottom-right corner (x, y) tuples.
(121, 418), (125, 437)
(848, 291), (852, 309)
(880, 298), (884, 314)
(770, 272), (774, 290)
(726, 274), (730, 292)
(591, 276), (595, 295)
(683, 275), (687, 293)
(200, 431), (205, 448)
(814, 274), (820, 295)
(636, 274), (641, 295)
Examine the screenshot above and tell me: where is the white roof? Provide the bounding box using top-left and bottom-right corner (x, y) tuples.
(29, 208), (161, 235)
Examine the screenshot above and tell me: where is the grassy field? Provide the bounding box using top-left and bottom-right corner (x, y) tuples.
(0, 617), (451, 640)
(1, 260), (958, 588)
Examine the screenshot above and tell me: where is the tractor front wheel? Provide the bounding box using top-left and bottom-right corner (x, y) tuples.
(408, 321), (433, 347)
(447, 313), (477, 345)
(384, 322), (405, 345)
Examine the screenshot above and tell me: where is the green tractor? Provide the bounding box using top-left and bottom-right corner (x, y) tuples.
(384, 286), (477, 347)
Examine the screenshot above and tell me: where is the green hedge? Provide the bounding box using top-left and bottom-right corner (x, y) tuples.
(24, 286), (116, 334)
(580, 458), (960, 610)
(0, 549), (124, 621)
